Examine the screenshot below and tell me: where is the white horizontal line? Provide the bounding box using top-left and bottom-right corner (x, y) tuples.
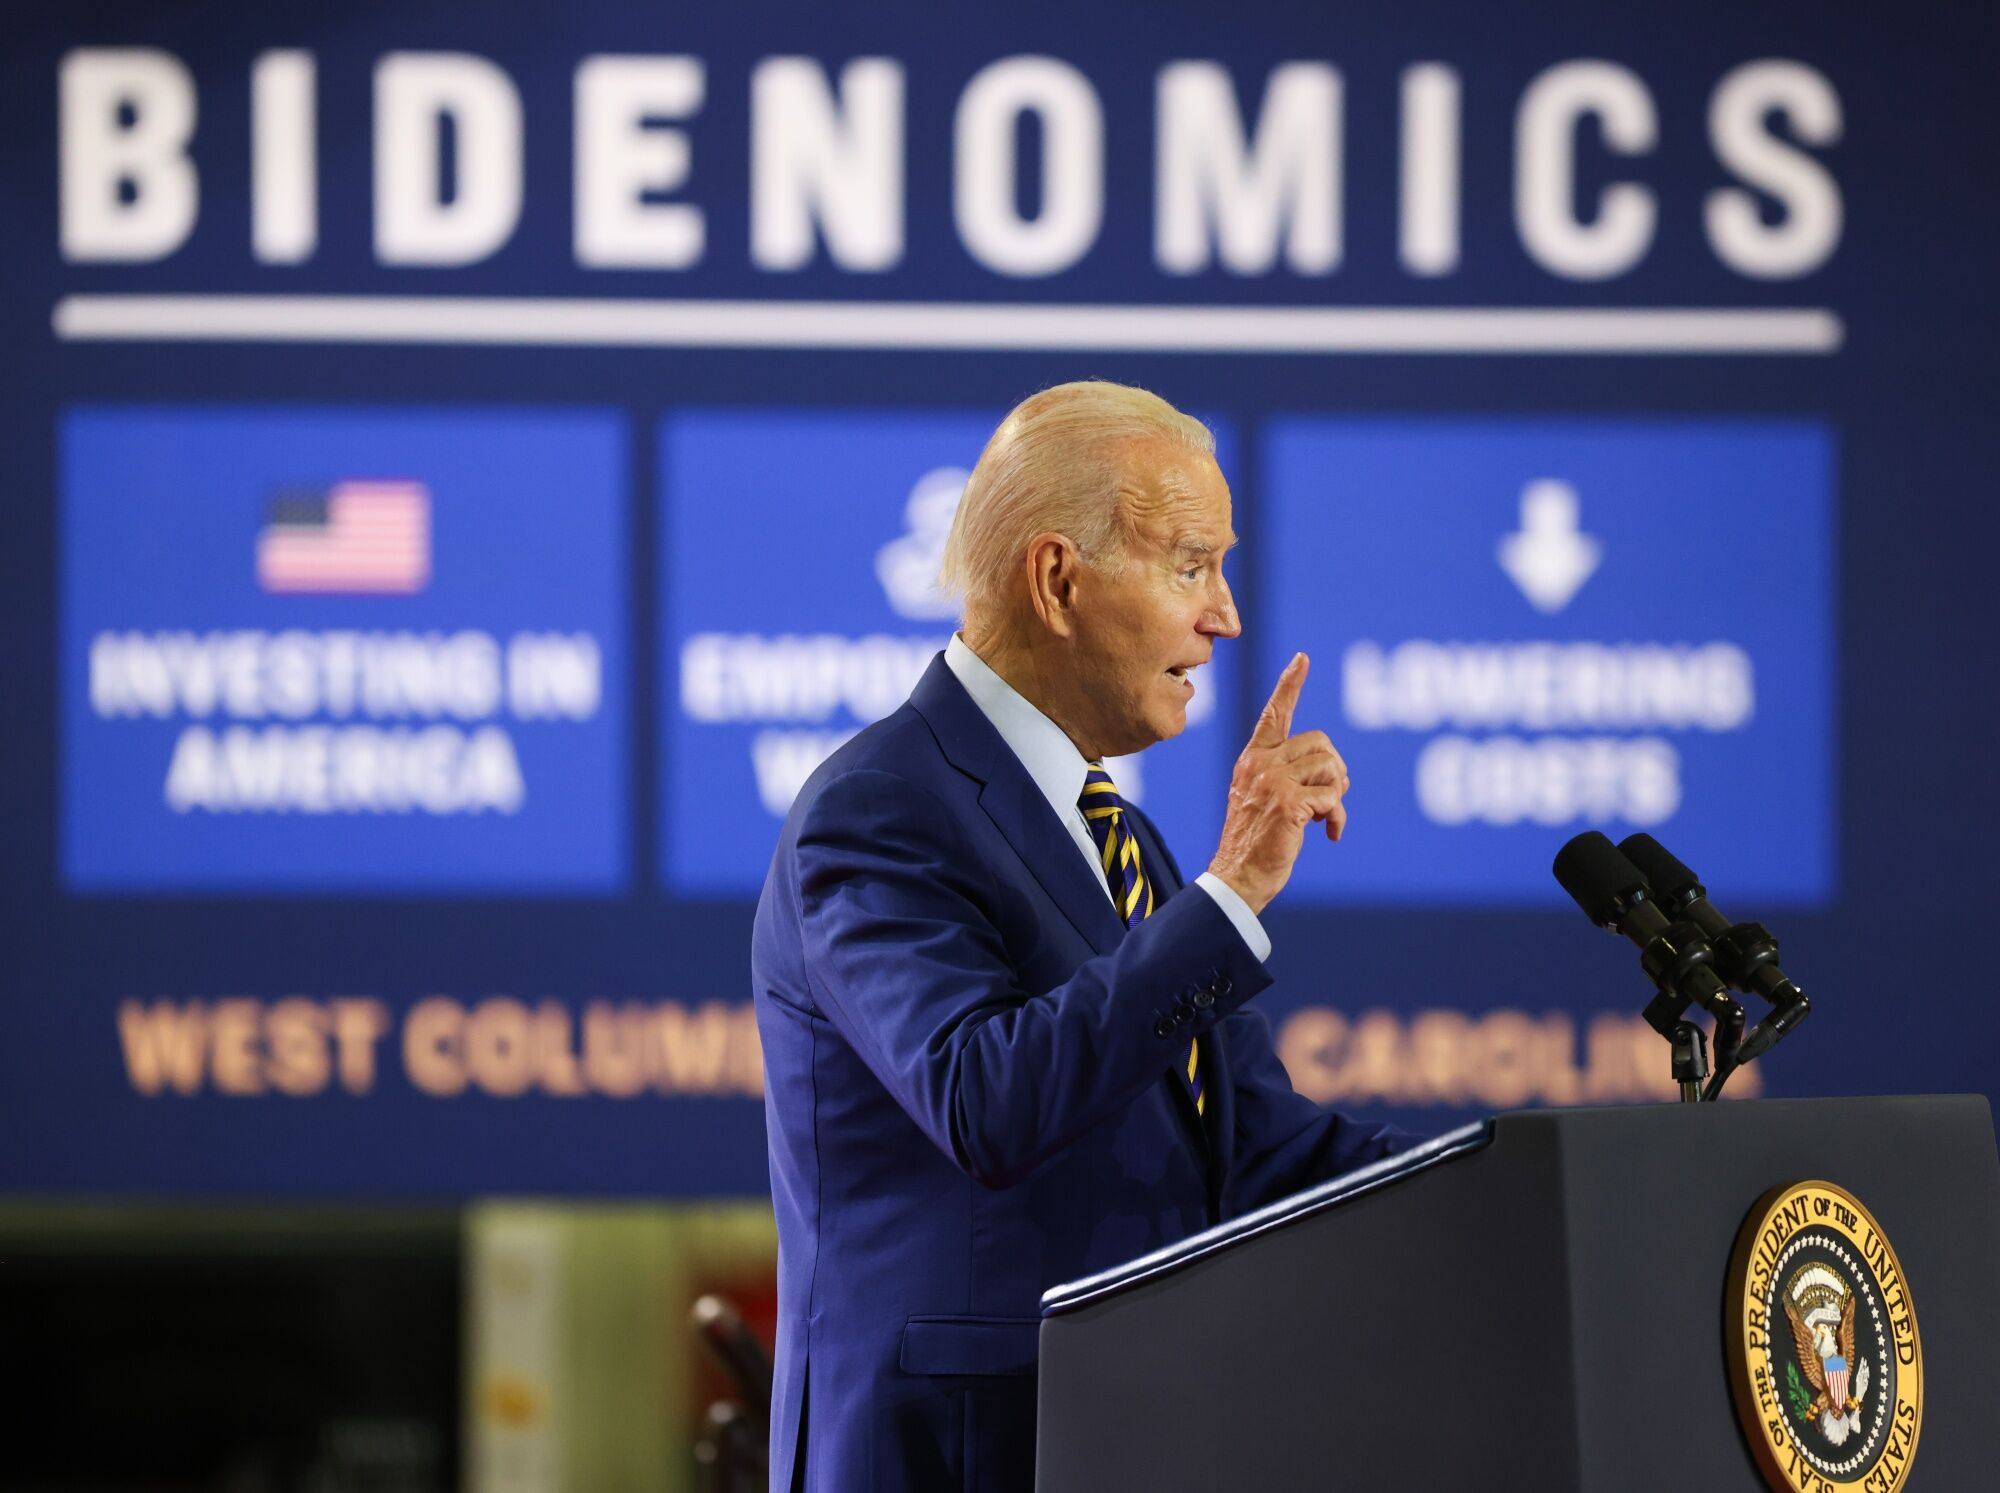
(52, 295), (1843, 355)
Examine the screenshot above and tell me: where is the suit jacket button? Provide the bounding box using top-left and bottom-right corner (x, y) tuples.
(1172, 1001), (1195, 1025)
(1153, 1017), (1176, 1039)
(1191, 989), (1215, 1011)
(1211, 975), (1233, 999)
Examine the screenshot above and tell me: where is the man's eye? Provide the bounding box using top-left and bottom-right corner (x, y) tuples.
(1181, 565), (1203, 580)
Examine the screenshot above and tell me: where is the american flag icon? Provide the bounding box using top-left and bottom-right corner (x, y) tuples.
(256, 480), (431, 594)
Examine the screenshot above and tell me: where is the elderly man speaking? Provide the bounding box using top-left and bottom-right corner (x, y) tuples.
(752, 381), (1413, 1491)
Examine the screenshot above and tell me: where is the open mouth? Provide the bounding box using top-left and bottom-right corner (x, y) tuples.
(1165, 664), (1198, 682)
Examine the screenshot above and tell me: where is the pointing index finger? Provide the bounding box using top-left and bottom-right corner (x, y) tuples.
(1251, 652), (1309, 747)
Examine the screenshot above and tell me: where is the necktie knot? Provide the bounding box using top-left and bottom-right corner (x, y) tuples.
(1079, 759), (1126, 824)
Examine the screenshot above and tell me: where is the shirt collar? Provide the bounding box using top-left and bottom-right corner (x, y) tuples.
(944, 634), (1091, 819)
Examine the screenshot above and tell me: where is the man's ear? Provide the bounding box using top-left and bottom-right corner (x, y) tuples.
(1023, 532), (1079, 639)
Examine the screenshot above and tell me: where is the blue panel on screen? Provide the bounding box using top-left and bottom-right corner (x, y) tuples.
(61, 407), (628, 892)
(661, 411), (1238, 896)
(1261, 420), (1833, 906)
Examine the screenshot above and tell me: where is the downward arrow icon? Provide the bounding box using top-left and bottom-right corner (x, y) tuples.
(1497, 479), (1601, 613)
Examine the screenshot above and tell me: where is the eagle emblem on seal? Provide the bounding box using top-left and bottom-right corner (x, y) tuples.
(1782, 1264), (1871, 1445)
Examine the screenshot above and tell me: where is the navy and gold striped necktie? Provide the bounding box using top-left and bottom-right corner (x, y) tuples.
(1079, 761), (1203, 1113)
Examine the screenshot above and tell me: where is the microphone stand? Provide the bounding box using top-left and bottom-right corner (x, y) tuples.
(1669, 1020), (1710, 1104)
(1702, 985), (1809, 1101)
(1638, 965), (1741, 1105)
(1693, 1000), (1746, 1101)
(1711, 1001), (1745, 1075)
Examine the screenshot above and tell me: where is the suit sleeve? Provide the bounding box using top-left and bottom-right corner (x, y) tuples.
(795, 768), (1269, 1190)
(1124, 805), (1427, 1213)
(1218, 1006), (1424, 1215)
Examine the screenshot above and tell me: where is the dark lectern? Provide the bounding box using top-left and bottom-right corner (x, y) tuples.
(1036, 1096), (2000, 1491)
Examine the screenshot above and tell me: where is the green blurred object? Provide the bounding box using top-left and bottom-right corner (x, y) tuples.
(465, 1201), (779, 1493)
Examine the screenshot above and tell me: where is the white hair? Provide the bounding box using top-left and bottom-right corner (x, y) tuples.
(938, 380), (1215, 622)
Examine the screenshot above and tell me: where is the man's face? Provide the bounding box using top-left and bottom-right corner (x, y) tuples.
(1068, 439), (1241, 757)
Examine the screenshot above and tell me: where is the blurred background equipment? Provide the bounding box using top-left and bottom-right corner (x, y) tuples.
(687, 1295), (772, 1492)
(462, 1205), (777, 1493)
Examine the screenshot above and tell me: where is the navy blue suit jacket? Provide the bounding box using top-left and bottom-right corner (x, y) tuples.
(752, 655), (1410, 1492)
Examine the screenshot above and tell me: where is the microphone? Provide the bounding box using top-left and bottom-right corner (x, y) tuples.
(1551, 832), (1741, 1037)
(1617, 834), (1810, 1065)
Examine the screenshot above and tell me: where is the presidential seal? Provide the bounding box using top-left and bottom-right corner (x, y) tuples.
(1725, 1181), (1923, 1492)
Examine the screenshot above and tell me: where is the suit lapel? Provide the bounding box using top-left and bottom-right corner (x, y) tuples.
(910, 656), (1125, 957)
(913, 653), (1228, 1182)
(976, 768), (1126, 956)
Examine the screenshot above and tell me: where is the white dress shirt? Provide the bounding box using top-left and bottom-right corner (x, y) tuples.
(944, 634), (1271, 961)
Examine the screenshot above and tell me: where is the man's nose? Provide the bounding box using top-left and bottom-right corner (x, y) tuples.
(1201, 578), (1242, 639)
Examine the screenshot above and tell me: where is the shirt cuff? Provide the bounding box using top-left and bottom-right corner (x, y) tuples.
(1194, 872), (1272, 962)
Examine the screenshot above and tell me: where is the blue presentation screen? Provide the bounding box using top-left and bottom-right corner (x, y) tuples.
(16, 1), (2000, 1199)
(61, 407), (628, 892)
(661, 410), (1238, 895)
(1262, 420), (1834, 905)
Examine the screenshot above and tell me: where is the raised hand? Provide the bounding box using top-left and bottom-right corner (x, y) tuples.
(1206, 653), (1351, 914)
